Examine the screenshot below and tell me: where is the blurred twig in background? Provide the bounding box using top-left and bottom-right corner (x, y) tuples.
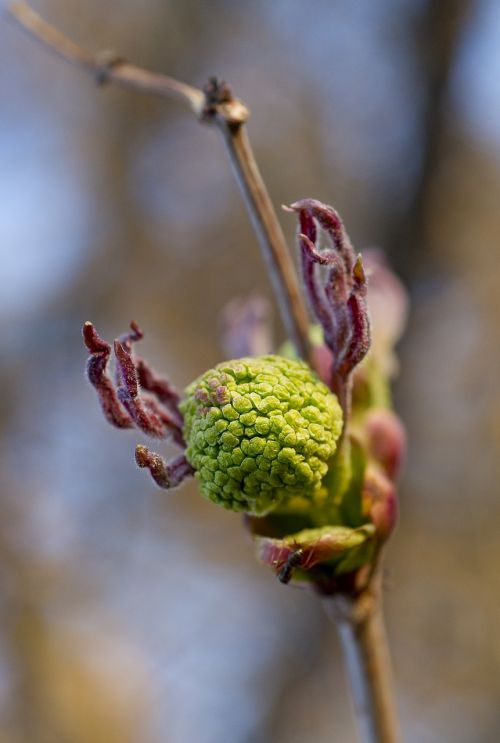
(389, 0), (476, 275)
(9, 1), (313, 365)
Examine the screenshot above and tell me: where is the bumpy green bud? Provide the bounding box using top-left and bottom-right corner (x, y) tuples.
(180, 355), (343, 515)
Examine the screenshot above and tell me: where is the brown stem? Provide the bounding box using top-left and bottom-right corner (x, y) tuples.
(215, 122), (313, 364)
(8, 1), (313, 365)
(323, 585), (400, 743)
(8, 1), (206, 113)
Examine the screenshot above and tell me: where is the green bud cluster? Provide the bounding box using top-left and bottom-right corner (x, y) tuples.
(180, 355), (343, 515)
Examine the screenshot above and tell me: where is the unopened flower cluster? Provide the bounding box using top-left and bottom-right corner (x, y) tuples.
(181, 356), (342, 514)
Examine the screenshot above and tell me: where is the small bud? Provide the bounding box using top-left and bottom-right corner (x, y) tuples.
(365, 408), (406, 481)
(220, 295), (273, 358)
(362, 465), (397, 541)
(362, 249), (409, 379)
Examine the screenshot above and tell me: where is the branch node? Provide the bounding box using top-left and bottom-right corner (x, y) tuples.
(94, 49), (127, 86)
(201, 75), (249, 125)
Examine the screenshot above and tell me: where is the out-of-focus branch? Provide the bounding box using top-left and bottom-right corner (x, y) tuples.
(8, 1), (314, 365)
(389, 0), (476, 273)
(8, 2), (206, 114)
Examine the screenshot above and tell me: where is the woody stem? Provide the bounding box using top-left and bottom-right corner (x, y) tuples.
(323, 585), (400, 743)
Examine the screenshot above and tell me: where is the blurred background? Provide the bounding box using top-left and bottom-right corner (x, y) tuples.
(1, 0), (499, 741)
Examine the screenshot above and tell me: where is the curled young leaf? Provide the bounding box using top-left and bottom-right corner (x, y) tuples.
(255, 523), (375, 584)
(287, 199), (371, 386)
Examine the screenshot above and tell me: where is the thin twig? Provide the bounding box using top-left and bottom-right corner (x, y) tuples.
(8, 1), (206, 114)
(323, 581), (400, 743)
(8, 1), (313, 365)
(216, 123), (313, 362)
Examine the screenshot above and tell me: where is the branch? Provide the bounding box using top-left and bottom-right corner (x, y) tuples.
(8, 1), (206, 114)
(323, 581), (400, 743)
(8, 1), (314, 365)
(216, 124), (313, 363)
(387, 0), (476, 274)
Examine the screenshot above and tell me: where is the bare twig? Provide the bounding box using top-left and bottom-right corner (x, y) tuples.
(8, 1), (313, 365)
(8, 1), (206, 114)
(216, 124), (313, 362)
(323, 581), (400, 743)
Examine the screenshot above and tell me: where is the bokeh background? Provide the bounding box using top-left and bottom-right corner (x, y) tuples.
(1, 1), (499, 741)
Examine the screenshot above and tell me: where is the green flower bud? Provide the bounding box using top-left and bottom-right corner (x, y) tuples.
(180, 355), (343, 515)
